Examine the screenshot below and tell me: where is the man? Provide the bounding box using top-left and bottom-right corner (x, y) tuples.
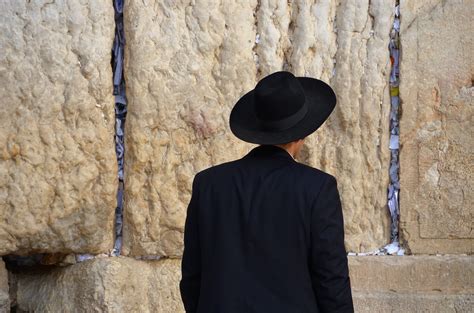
(180, 71), (354, 313)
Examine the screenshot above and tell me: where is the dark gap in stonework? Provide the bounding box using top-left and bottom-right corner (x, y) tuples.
(111, 0), (126, 256)
(3, 254), (62, 312)
(348, 1), (403, 256)
(384, 0), (402, 254)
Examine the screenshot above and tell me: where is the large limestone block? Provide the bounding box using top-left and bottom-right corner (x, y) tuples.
(123, 0), (257, 256)
(298, 0), (394, 252)
(255, 0), (395, 252)
(350, 255), (474, 313)
(349, 256), (474, 293)
(123, 0), (395, 256)
(399, 0), (474, 253)
(0, 260), (8, 313)
(0, 1), (117, 254)
(14, 257), (183, 312)
(13, 255), (473, 312)
(353, 292), (473, 313)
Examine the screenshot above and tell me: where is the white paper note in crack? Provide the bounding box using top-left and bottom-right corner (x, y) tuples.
(389, 134), (399, 150)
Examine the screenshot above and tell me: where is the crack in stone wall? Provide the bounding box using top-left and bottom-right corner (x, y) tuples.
(111, 0), (127, 257)
(385, 0), (401, 253)
(252, 1), (261, 76)
(348, 0), (403, 256)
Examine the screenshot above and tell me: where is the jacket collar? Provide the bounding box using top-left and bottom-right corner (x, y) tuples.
(244, 144), (296, 162)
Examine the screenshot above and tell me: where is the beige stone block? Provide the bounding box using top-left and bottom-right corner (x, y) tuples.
(301, 0), (395, 253)
(353, 292), (473, 313)
(399, 0), (474, 253)
(122, 0), (257, 257)
(0, 293), (7, 313)
(123, 0), (394, 256)
(0, 1), (117, 254)
(0, 260), (8, 313)
(15, 257), (182, 313)
(348, 255), (474, 293)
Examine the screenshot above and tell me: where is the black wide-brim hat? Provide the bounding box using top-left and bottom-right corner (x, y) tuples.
(230, 71), (337, 145)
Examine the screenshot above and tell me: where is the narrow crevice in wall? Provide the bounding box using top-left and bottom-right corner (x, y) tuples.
(348, 1), (403, 256)
(384, 0), (402, 255)
(283, 2), (296, 72)
(252, 0), (261, 77)
(111, 0), (127, 256)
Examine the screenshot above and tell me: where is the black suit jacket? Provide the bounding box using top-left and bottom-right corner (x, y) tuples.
(180, 144), (354, 313)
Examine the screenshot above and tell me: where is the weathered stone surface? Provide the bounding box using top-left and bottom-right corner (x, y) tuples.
(399, 0), (474, 254)
(353, 292), (473, 313)
(0, 1), (117, 255)
(0, 259), (8, 313)
(349, 256), (474, 293)
(0, 291), (7, 313)
(15, 257), (183, 312)
(122, 0), (256, 257)
(351, 255), (474, 313)
(302, 0), (394, 252)
(123, 0), (394, 256)
(13, 255), (473, 312)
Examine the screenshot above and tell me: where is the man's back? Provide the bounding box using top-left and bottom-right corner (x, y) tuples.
(180, 144), (354, 313)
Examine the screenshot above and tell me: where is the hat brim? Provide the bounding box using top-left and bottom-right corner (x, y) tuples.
(229, 77), (336, 145)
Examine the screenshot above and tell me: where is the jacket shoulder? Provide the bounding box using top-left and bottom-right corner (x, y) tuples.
(193, 158), (336, 187)
(193, 159), (240, 182)
(292, 162), (336, 183)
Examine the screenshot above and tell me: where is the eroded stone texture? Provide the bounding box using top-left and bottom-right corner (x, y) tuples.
(350, 255), (474, 313)
(0, 1), (117, 255)
(15, 257), (183, 312)
(349, 256), (474, 293)
(123, 0), (257, 256)
(353, 292), (473, 313)
(295, 0), (395, 252)
(13, 255), (474, 312)
(123, 0), (395, 256)
(399, 0), (473, 254)
(0, 260), (8, 313)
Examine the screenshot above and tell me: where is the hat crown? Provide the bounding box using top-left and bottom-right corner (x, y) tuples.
(229, 69), (336, 145)
(254, 71), (306, 123)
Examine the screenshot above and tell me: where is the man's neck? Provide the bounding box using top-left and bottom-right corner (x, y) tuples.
(273, 144), (297, 159)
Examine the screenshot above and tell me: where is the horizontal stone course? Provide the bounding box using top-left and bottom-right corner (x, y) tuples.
(349, 255), (473, 293)
(14, 257), (182, 313)
(352, 292), (473, 313)
(12, 255), (473, 312)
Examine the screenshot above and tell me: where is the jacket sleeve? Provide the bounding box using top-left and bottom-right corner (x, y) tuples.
(309, 175), (354, 313)
(179, 173), (202, 313)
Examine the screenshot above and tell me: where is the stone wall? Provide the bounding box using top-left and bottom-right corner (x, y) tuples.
(0, 1), (117, 255)
(11, 256), (474, 312)
(399, 0), (473, 254)
(0, 0), (473, 312)
(122, 0), (395, 256)
(13, 257), (182, 312)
